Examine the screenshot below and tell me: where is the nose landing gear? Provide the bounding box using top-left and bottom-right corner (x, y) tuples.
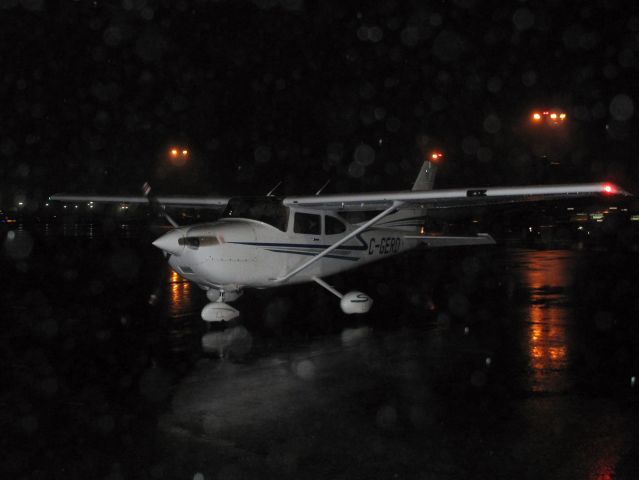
(201, 288), (243, 323)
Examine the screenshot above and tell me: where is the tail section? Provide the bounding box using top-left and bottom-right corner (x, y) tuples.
(411, 160), (438, 191)
(379, 158), (439, 232)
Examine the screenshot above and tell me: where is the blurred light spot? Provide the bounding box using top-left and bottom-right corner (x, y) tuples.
(429, 13), (442, 27)
(141, 6), (154, 20)
(462, 136), (479, 155)
(103, 25), (123, 47)
(341, 327), (371, 347)
(609, 94), (634, 121)
(376, 405), (397, 429)
(432, 30), (464, 62)
(295, 359), (315, 380)
(354, 143), (375, 166)
(449, 293), (469, 317)
(348, 161), (366, 178)
(41, 377), (58, 395)
(193, 473), (205, 480)
(4, 229), (33, 260)
(19, 415), (38, 434)
(483, 114), (501, 134)
(386, 116), (401, 132)
(512, 8), (535, 31)
(471, 370), (486, 387)
(400, 25), (420, 47)
(368, 25), (383, 42)
(254, 145), (272, 163)
(486, 76), (502, 93)
(522, 70), (537, 87)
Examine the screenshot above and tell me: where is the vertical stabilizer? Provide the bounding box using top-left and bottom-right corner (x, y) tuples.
(411, 160), (438, 191)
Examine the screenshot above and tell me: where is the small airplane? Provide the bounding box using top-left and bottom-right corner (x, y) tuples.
(50, 156), (628, 322)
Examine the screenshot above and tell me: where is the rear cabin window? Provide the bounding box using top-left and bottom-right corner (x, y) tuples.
(325, 215), (346, 235)
(294, 212), (321, 235)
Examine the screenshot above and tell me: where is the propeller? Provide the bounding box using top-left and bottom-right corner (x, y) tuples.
(142, 182), (179, 305)
(142, 182), (179, 228)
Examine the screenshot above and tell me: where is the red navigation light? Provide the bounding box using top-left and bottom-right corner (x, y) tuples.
(430, 152), (443, 162)
(602, 183), (615, 194)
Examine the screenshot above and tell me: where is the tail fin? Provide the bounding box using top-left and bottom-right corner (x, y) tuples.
(411, 160), (438, 191)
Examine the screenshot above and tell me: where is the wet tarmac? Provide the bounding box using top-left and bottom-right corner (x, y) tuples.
(2, 223), (639, 479)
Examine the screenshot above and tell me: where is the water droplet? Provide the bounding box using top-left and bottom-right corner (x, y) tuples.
(609, 94), (634, 121)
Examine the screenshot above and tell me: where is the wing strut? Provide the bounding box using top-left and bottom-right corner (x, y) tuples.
(275, 201), (403, 282)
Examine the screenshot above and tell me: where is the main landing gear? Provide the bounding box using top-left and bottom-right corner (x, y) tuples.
(312, 276), (373, 314)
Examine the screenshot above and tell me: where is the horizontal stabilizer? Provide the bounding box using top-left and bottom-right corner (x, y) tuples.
(405, 233), (496, 248)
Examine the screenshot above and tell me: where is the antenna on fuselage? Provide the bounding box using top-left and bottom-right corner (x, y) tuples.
(142, 182), (180, 228)
(266, 180), (283, 197)
(315, 179), (331, 196)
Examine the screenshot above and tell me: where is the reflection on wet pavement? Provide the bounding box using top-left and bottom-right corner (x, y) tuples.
(155, 249), (638, 480)
(520, 250), (575, 393)
(10, 229), (636, 479)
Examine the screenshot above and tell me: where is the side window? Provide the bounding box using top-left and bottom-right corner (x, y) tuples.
(294, 212), (321, 235)
(325, 215), (346, 235)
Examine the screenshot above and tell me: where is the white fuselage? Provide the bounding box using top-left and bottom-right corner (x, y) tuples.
(160, 207), (426, 292)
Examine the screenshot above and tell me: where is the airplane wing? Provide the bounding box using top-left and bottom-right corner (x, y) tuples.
(283, 182), (629, 211)
(48, 194), (229, 209)
(275, 182), (628, 281)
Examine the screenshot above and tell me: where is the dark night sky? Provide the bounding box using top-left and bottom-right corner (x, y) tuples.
(2, 0), (639, 207)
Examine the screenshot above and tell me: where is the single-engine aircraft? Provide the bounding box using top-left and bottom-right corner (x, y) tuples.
(50, 159), (628, 322)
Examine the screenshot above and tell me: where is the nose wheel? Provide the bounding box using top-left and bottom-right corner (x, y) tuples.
(201, 288), (243, 322)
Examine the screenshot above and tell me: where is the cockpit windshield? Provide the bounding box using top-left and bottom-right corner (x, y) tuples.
(222, 196), (289, 231)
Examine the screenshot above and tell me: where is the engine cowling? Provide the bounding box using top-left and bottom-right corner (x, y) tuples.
(340, 291), (373, 314)
(201, 302), (240, 322)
